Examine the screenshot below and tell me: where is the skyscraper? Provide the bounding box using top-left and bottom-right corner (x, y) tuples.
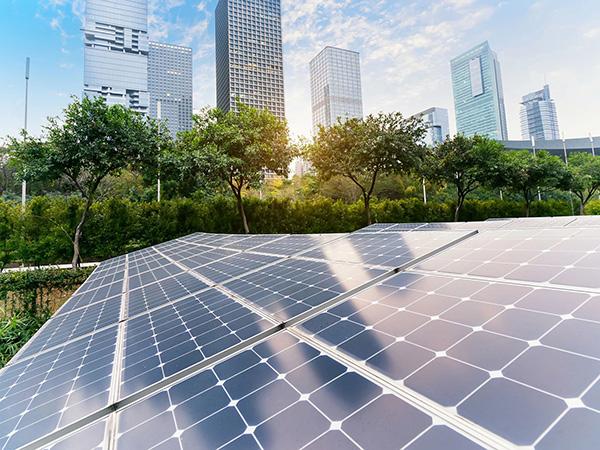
(414, 107), (450, 146)
(310, 46), (363, 132)
(83, 0), (149, 113)
(451, 41), (508, 140)
(148, 42), (193, 138)
(215, 0), (285, 119)
(520, 85), (560, 141)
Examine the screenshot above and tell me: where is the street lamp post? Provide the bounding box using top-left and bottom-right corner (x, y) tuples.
(422, 177), (427, 204)
(562, 133), (575, 215)
(590, 133), (596, 157)
(157, 101), (161, 203)
(532, 136), (541, 201)
(22, 57), (30, 209)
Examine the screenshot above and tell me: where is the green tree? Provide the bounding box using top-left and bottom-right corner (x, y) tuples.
(308, 113), (426, 224)
(565, 152), (600, 215)
(180, 104), (293, 233)
(9, 96), (164, 268)
(424, 135), (504, 222)
(493, 150), (570, 217)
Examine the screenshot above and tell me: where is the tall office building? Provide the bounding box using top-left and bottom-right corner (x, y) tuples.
(215, 0), (285, 119)
(83, 0), (149, 113)
(451, 41), (508, 140)
(148, 42), (193, 138)
(414, 107), (450, 146)
(310, 46), (363, 132)
(520, 84), (560, 141)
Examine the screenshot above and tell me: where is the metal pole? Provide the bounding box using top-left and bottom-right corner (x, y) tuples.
(500, 190), (503, 201)
(22, 57), (30, 209)
(590, 133), (596, 157)
(531, 136), (541, 201)
(422, 177), (427, 204)
(563, 134), (575, 215)
(157, 100), (161, 203)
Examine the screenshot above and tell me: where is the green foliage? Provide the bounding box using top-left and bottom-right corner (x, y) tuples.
(492, 150), (571, 216)
(309, 113), (426, 224)
(565, 152), (600, 214)
(0, 312), (50, 367)
(179, 104), (294, 232)
(8, 96), (165, 267)
(424, 135), (505, 221)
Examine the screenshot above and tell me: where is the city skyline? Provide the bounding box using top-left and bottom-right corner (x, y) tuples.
(1, 1), (599, 141)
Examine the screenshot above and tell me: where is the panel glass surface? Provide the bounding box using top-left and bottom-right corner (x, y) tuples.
(0, 327), (117, 449)
(223, 258), (386, 321)
(300, 271), (600, 448)
(251, 234), (344, 256)
(299, 231), (470, 268)
(56, 279), (123, 315)
(42, 418), (107, 450)
(192, 252), (281, 284)
(120, 288), (275, 398)
(115, 332), (484, 450)
(417, 227), (600, 288)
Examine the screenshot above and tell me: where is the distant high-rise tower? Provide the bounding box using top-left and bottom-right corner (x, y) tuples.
(451, 41), (508, 140)
(520, 85), (560, 141)
(148, 42), (193, 138)
(215, 0), (285, 119)
(414, 107), (450, 146)
(310, 47), (363, 133)
(83, 0), (149, 113)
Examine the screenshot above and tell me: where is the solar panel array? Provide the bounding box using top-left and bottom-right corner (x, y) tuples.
(2, 220), (600, 449)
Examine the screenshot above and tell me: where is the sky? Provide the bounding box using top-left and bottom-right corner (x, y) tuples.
(1, 0), (600, 141)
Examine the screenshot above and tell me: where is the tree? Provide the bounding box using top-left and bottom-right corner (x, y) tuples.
(493, 150), (570, 217)
(181, 104), (293, 233)
(308, 113), (426, 225)
(424, 135), (504, 222)
(9, 96), (164, 268)
(565, 152), (600, 215)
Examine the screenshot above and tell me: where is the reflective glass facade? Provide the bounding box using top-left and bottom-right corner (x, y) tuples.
(215, 0), (285, 119)
(148, 42), (193, 138)
(310, 47), (363, 133)
(520, 85), (560, 141)
(451, 41), (508, 140)
(415, 107), (450, 146)
(83, 0), (149, 113)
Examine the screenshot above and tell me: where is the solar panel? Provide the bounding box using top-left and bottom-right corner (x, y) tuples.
(299, 231), (472, 268)
(6, 220), (600, 449)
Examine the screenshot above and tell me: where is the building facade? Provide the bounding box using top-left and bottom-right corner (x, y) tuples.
(451, 41), (508, 140)
(414, 107), (449, 146)
(83, 0), (149, 113)
(499, 136), (599, 161)
(215, 0), (285, 119)
(520, 84), (560, 141)
(148, 42), (193, 138)
(310, 47), (363, 133)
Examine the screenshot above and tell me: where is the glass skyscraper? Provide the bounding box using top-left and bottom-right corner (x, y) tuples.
(215, 0), (285, 119)
(451, 41), (508, 140)
(310, 47), (363, 133)
(148, 42), (193, 138)
(520, 84), (560, 141)
(414, 107), (449, 146)
(83, 0), (149, 113)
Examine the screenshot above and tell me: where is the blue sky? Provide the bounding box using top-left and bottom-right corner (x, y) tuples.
(1, 0), (599, 140)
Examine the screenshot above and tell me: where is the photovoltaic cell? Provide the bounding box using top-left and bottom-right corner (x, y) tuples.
(191, 252), (281, 284)
(300, 270), (600, 447)
(223, 258), (386, 321)
(299, 231), (470, 268)
(56, 279), (123, 315)
(127, 272), (208, 317)
(221, 234), (286, 251)
(12, 294), (122, 361)
(0, 326), (117, 449)
(120, 288), (275, 398)
(251, 234), (344, 256)
(42, 419), (107, 450)
(114, 332), (484, 450)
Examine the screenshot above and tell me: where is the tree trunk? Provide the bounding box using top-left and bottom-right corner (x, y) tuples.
(363, 194), (372, 225)
(580, 199), (586, 216)
(235, 192), (250, 234)
(71, 197), (93, 269)
(454, 197), (464, 222)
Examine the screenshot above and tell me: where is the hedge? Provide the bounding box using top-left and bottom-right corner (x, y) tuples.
(0, 196), (595, 267)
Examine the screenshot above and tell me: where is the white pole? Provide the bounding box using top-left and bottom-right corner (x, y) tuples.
(22, 57), (30, 210)
(157, 100), (161, 203)
(531, 136), (541, 201)
(590, 133), (596, 157)
(422, 177), (427, 204)
(563, 133), (575, 215)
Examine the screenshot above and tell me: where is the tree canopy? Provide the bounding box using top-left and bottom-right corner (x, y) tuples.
(180, 104), (293, 233)
(308, 112), (426, 224)
(9, 96), (164, 267)
(424, 134), (504, 221)
(565, 152), (600, 214)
